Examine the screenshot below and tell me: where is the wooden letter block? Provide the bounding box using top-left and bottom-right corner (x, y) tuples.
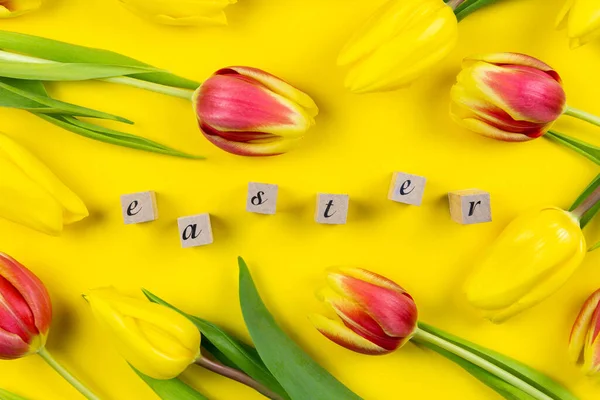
(315, 193), (349, 225)
(448, 189), (491, 225)
(388, 172), (426, 206)
(120, 191), (158, 224)
(246, 182), (278, 215)
(177, 213), (213, 248)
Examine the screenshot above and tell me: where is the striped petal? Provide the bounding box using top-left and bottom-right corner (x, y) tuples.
(583, 302), (600, 375)
(309, 314), (390, 355)
(0, 329), (29, 360)
(464, 53), (561, 82)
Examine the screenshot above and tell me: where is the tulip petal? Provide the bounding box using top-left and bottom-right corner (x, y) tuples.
(200, 125), (303, 156)
(0, 329), (29, 360)
(0, 253), (51, 336)
(223, 67), (318, 118)
(583, 303), (600, 375)
(0, 275), (37, 342)
(555, 0), (574, 29)
(327, 269), (418, 338)
(569, 289), (600, 365)
(565, 0), (600, 47)
(308, 314), (389, 355)
(119, 0), (236, 26)
(464, 53), (561, 82)
(0, 0), (41, 18)
(0, 132), (88, 227)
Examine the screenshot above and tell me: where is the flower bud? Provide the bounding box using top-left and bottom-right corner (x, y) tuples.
(556, 0), (600, 48)
(310, 268), (418, 355)
(0, 0), (41, 18)
(0, 253), (52, 359)
(193, 66), (318, 156)
(569, 289), (600, 375)
(338, 0), (458, 93)
(0, 132), (88, 235)
(118, 0), (237, 26)
(465, 207), (586, 323)
(85, 287), (201, 380)
(450, 53), (567, 141)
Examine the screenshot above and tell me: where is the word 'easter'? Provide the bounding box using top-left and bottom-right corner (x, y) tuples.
(119, 172), (492, 249)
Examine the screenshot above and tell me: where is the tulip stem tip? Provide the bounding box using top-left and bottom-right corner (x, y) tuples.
(105, 76), (195, 101)
(194, 353), (284, 400)
(412, 328), (554, 400)
(572, 184), (600, 222)
(38, 348), (100, 400)
(564, 106), (600, 129)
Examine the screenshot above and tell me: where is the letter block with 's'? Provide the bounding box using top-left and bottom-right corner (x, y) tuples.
(120, 191), (158, 224)
(177, 213), (213, 248)
(246, 182), (278, 215)
(448, 189), (491, 225)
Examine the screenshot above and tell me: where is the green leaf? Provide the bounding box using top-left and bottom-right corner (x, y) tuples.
(35, 114), (204, 159)
(237, 257), (362, 400)
(454, 0), (502, 21)
(0, 30), (199, 90)
(0, 78), (132, 123)
(588, 241), (600, 252)
(0, 389), (29, 400)
(415, 340), (536, 400)
(132, 367), (209, 400)
(143, 289), (290, 400)
(0, 61), (159, 81)
(418, 323), (577, 400)
(569, 173), (600, 229)
(545, 130), (600, 166)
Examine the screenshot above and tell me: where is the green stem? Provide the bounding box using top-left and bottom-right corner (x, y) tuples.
(0, 50), (195, 100)
(452, 0), (501, 21)
(571, 184), (600, 221)
(38, 348), (100, 400)
(564, 106), (600, 128)
(412, 328), (553, 400)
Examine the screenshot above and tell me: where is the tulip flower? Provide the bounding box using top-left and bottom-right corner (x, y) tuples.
(0, 132), (88, 235)
(193, 67), (319, 156)
(85, 287), (201, 380)
(118, 0), (237, 26)
(0, 253), (99, 399)
(311, 267), (576, 399)
(556, 0), (600, 48)
(309, 268), (418, 355)
(0, 0), (41, 19)
(337, 0), (505, 93)
(569, 288), (600, 375)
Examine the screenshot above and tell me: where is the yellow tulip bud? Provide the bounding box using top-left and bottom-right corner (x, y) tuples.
(465, 207), (586, 323)
(86, 288), (201, 380)
(0, 0), (42, 19)
(556, 0), (600, 48)
(0, 132), (87, 235)
(338, 0), (458, 93)
(118, 0), (237, 26)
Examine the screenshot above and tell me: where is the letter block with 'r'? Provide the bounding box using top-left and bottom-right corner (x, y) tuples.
(177, 213), (213, 248)
(388, 172), (427, 206)
(120, 191), (158, 224)
(448, 189), (492, 225)
(315, 193), (349, 225)
(246, 182), (278, 215)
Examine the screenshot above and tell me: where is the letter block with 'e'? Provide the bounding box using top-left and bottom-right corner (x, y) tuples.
(120, 191), (158, 224)
(246, 182), (278, 215)
(177, 213), (213, 248)
(315, 193), (349, 225)
(448, 189), (492, 225)
(388, 172), (427, 206)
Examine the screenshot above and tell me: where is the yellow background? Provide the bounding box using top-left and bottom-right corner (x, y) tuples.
(0, 0), (599, 399)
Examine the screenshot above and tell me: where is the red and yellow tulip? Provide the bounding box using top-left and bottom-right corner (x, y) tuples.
(309, 268), (418, 355)
(450, 53), (567, 142)
(569, 288), (600, 375)
(193, 67), (319, 156)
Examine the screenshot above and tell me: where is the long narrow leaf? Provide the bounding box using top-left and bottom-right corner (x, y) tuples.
(545, 130), (600, 166)
(238, 257), (362, 400)
(132, 367), (209, 400)
(0, 31), (199, 90)
(455, 0), (502, 21)
(0, 78), (132, 123)
(0, 389), (29, 400)
(418, 323), (577, 400)
(569, 173), (600, 228)
(143, 289), (289, 399)
(0, 61), (159, 81)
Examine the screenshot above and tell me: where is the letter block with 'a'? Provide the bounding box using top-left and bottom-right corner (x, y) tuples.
(246, 182), (278, 215)
(177, 213), (213, 248)
(448, 189), (491, 225)
(120, 191), (158, 224)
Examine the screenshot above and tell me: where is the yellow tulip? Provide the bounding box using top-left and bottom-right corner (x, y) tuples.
(0, 0), (42, 18)
(556, 0), (600, 48)
(338, 0), (458, 93)
(464, 207), (586, 323)
(0, 132), (87, 235)
(86, 287), (201, 380)
(118, 0), (237, 26)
